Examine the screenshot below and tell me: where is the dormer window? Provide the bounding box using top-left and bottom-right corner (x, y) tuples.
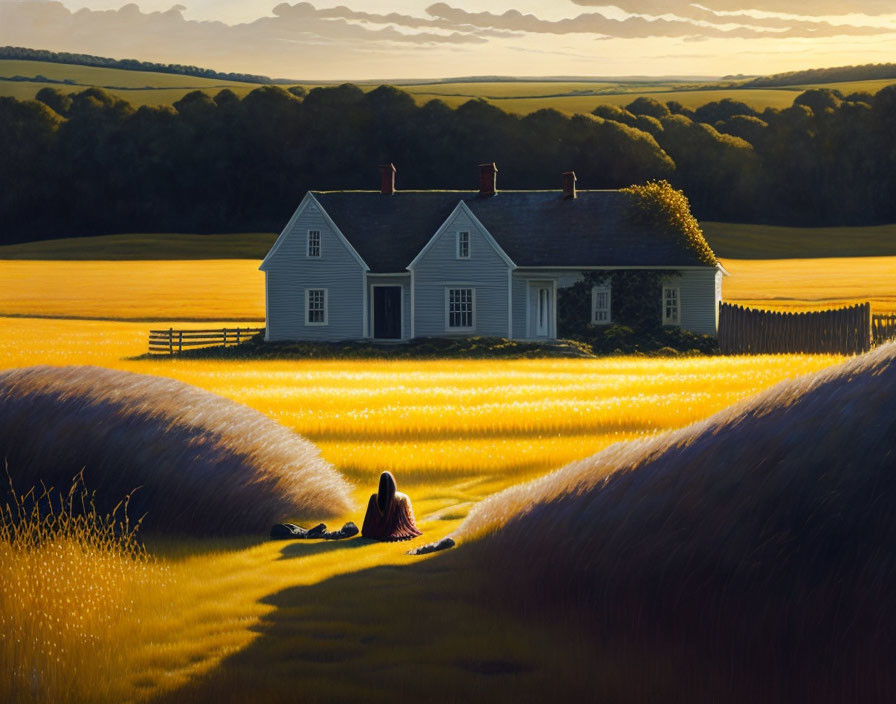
(456, 231), (470, 259)
(307, 230), (321, 257)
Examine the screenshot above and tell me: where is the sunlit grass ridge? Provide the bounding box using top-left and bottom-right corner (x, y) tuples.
(0, 365), (353, 534)
(451, 342), (896, 701)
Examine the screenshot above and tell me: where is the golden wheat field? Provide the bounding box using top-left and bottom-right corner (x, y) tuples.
(2, 249), (893, 323)
(0, 260), (265, 320)
(719, 256), (896, 313)
(0, 303), (847, 703)
(1, 247), (874, 701)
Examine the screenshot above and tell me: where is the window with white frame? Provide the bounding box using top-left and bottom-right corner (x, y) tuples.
(662, 286), (680, 325)
(307, 230), (321, 257)
(456, 231), (470, 259)
(447, 288), (474, 330)
(306, 288), (328, 325)
(592, 284), (611, 324)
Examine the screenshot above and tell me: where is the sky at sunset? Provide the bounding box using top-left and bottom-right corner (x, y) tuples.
(1, 0), (895, 80)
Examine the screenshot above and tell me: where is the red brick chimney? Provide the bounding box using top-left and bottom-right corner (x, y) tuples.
(380, 163), (396, 195)
(478, 162), (498, 197)
(563, 171), (577, 199)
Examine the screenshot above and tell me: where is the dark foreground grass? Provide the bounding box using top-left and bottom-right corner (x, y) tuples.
(702, 221), (896, 259)
(145, 335), (599, 360)
(146, 333), (714, 360)
(0, 366), (353, 534)
(147, 548), (694, 704)
(0, 232), (276, 260)
(452, 341), (896, 703)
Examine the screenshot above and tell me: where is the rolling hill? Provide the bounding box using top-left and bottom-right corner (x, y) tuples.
(3, 56), (895, 115)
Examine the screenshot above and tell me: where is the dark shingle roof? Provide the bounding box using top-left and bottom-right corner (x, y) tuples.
(313, 191), (466, 273)
(312, 190), (710, 273)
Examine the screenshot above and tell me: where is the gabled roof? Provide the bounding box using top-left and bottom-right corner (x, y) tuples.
(312, 190), (713, 273)
(313, 191), (467, 272)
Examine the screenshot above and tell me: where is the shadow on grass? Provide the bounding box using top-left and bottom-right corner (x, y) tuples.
(145, 549), (636, 704)
(144, 534), (270, 561)
(276, 536), (374, 561)
(148, 534), (375, 562)
(144, 543), (760, 704)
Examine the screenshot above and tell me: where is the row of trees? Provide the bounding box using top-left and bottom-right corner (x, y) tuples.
(742, 62), (896, 88)
(2, 82), (896, 243)
(0, 46), (277, 85)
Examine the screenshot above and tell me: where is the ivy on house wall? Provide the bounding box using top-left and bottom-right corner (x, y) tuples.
(558, 270), (678, 337)
(557, 269), (717, 354)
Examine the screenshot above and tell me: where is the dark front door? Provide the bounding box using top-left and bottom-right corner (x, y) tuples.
(373, 286), (402, 339)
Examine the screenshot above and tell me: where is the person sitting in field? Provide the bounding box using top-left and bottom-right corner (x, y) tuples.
(361, 471), (422, 541)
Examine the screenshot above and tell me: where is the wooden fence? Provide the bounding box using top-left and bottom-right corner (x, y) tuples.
(149, 327), (264, 355)
(873, 314), (896, 346)
(718, 302), (872, 355)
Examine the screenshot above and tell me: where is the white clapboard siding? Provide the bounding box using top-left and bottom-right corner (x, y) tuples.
(672, 268), (722, 335)
(512, 268), (721, 338)
(263, 202), (365, 341)
(411, 209), (512, 338)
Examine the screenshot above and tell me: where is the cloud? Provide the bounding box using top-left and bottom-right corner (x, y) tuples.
(571, 0), (896, 16)
(0, 1), (489, 59)
(422, 2), (894, 39)
(572, 0), (894, 17)
(1, 0), (894, 80)
(0, 1), (497, 78)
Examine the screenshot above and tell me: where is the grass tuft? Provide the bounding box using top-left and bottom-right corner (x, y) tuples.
(0, 467), (158, 704)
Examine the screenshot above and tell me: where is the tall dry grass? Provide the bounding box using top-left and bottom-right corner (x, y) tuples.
(0, 366), (353, 534)
(453, 342), (896, 703)
(0, 470), (161, 703)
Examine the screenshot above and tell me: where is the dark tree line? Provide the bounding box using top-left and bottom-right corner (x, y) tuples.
(0, 46), (280, 85)
(1, 82), (895, 244)
(614, 89), (896, 225)
(743, 63), (896, 88)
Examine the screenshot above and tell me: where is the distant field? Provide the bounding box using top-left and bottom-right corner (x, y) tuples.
(702, 221), (896, 259)
(720, 256), (896, 314)
(5, 221), (895, 262)
(399, 85), (804, 114)
(0, 59), (259, 89)
(0, 232), (276, 260)
(3, 253), (891, 320)
(0, 260), (264, 320)
(4, 59), (895, 115)
(790, 78), (896, 95)
(0, 59), (261, 107)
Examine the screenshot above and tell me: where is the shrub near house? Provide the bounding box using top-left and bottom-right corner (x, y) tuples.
(260, 166), (723, 345)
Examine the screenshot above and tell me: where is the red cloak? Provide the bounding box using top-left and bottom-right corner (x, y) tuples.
(361, 471), (422, 541)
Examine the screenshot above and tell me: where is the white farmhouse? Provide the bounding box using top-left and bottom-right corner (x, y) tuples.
(259, 164), (724, 342)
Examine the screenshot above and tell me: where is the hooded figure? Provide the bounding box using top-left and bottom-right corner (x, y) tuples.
(361, 471), (422, 541)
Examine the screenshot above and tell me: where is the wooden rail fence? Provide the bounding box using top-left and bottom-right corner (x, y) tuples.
(718, 302), (872, 355)
(149, 327), (264, 355)
(873, 313), (896, 346)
